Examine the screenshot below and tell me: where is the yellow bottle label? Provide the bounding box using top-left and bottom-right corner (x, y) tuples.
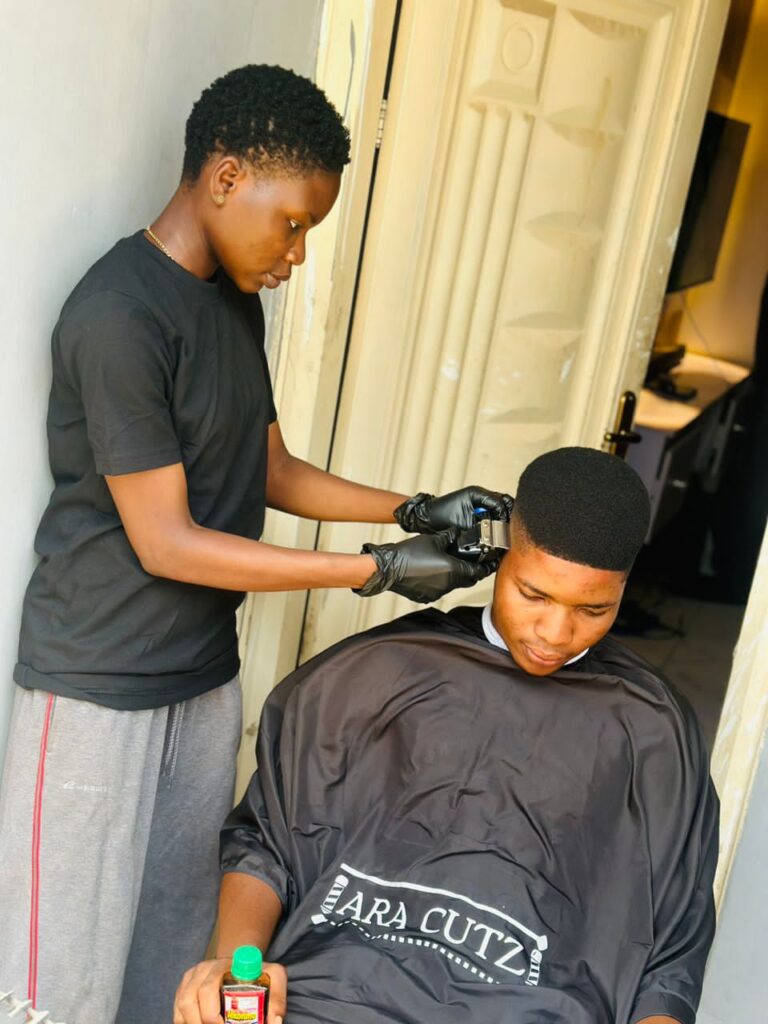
(222, 984), (266, 1023)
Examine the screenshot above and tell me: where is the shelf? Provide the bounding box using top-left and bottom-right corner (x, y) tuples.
(636, 352), (750, 432)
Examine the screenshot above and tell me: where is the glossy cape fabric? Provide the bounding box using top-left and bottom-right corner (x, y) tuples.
(221, 607), (718, 1024)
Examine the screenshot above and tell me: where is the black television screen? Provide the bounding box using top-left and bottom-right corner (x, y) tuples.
(666, 111), (749, 293)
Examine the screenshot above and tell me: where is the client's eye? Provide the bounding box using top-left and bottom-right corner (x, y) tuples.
(520, 590), (543, 603)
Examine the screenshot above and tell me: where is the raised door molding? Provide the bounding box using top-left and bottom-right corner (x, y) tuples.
(235, 0), (398, 789)
(302, 0), (730, 657)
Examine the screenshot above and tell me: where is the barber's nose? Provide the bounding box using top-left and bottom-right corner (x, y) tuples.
(534, 607), (572, 649)
(286, 233), (306, 267)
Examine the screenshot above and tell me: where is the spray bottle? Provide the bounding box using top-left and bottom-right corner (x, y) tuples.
(221, 945), (270, 1024)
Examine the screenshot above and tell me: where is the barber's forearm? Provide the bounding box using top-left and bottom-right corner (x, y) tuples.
(267, 453), (407, 524)
(215, 873), (283, 958)
(145, 520), (376, 591)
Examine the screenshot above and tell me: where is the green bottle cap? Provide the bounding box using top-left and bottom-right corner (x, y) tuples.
(231, 945), (263, 981)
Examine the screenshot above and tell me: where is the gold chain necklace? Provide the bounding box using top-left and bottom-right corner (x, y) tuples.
(145, 226), (177, 263)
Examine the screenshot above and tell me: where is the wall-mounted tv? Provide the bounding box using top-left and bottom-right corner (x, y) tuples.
(666, 110), (750, 294)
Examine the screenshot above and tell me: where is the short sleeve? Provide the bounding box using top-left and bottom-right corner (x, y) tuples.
(629, 705), (719, 1024)
(56, 290), (181, 475)
(220, 690), (294, 909)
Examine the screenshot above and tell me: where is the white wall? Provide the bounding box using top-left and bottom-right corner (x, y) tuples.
(698, 726), (768, 1022)
(0, 0), (324, 754)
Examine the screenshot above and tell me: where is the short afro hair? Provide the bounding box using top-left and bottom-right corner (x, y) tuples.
(513, 447), (650, 572)
(183, 64), (351, 181)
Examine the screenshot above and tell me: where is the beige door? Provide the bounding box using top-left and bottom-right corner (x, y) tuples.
(235, 0), (400, 787)
(300, 0), (729, 660)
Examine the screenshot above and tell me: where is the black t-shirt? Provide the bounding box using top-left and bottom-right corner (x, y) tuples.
(15, 231), (276, 709)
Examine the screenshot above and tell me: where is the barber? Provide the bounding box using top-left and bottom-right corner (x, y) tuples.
(0, 65), (510, 1024)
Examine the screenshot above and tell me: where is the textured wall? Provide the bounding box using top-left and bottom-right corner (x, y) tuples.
(699, 729), (768, 1022)
(0, 0), (323, 754)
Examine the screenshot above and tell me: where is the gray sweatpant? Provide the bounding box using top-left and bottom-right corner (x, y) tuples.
(0, 679), (242, 1024)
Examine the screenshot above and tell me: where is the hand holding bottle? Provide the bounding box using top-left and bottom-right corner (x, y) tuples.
(173, 955), (287, 1024)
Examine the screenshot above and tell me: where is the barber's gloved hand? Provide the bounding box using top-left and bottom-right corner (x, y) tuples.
(394, 486), (514, 534)
(355, 529), (498, 603)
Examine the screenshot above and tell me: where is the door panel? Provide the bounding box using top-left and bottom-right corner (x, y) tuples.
(301, 0), (728, 660)
(234, 0), (399, 790)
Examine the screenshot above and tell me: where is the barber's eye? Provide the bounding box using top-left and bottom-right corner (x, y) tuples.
(288, 219), (301, 232)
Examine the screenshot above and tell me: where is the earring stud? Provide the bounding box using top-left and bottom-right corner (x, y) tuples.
(215, 194), (225, 205)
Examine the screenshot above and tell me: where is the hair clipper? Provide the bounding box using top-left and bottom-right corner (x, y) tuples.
(453, 518), (510, 564)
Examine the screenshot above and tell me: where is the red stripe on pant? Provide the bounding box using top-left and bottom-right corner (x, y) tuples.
(28, 693), (55, 1005)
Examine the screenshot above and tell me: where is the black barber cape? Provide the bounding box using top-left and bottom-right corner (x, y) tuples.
(222, 607), (718, 1024)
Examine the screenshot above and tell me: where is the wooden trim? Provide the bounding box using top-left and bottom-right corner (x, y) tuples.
(235, 0), (398, 792)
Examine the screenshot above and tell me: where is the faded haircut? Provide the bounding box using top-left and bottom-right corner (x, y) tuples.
(512, 447), (650, 572)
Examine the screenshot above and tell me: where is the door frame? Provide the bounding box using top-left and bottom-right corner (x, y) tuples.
(235, 0), (399, 788)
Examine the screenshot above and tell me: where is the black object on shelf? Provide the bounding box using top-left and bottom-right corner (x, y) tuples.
(646, 371), (698, 402)
(644, 343), (698, 401)
(646, 343), (687, 380)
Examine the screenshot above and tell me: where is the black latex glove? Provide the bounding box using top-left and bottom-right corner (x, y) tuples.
(394, 486), (514, 534)
(355, 529), (498, 603)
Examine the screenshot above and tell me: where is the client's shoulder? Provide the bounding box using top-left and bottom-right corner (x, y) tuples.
(583, 633), (705, 743)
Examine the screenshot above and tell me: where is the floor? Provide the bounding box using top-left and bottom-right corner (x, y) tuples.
(616, 584), (745, 750)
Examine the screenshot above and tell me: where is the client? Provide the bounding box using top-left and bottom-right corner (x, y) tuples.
(175, 447), (718, 1024)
